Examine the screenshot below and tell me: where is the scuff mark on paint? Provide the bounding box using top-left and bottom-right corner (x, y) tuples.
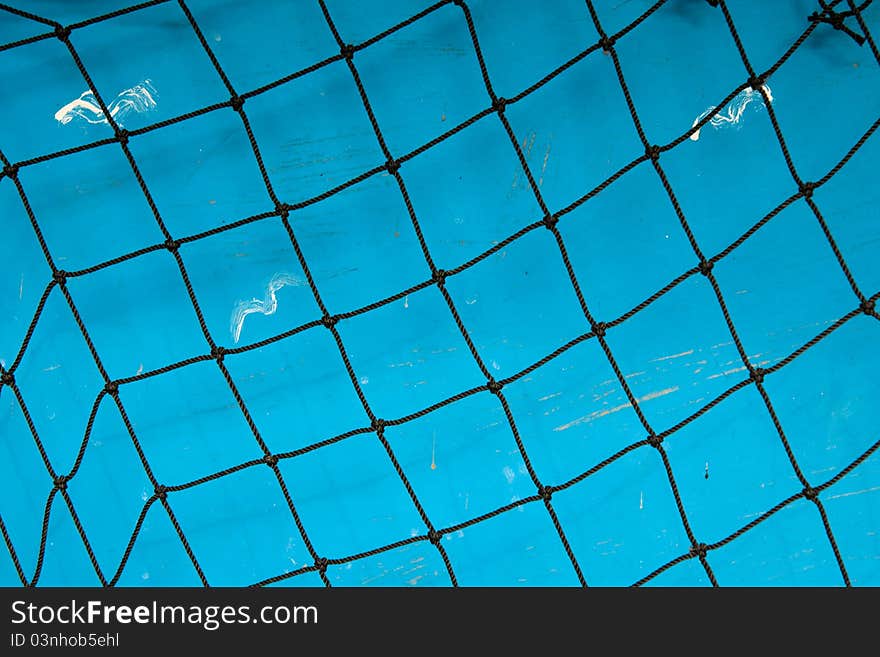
(230, 272), (305, 343)
(639, 386), (680, 402)
(690, 84), (773, 141)
(55, 80), (157, 127)
(502, 465), (515, 484)
(511, 132), (536, 191)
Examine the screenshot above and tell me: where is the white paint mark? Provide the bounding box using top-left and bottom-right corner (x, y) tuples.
(464, 493), (469, 511)
(55, 80), (157, 127)
(141, 572), (150, 581)
(42, 364), (61, 372)
(465, 297), (478, 305)
(404, 295), (409, 309)
(136, 363), (144, 376)
(430, 430), (437, 471)
(360, 376), (369, 385)
(502, 465), (515, 484)
(538, 391), (562, 402)
(639, 490), (644, 510)
(230, 272), (305, 343)
(491, 360), (501, 371)
(19, 274), (24, 300)
(690, 84), (773, 141)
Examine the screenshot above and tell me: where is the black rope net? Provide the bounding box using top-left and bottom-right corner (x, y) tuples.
(0, 0), (878, 587)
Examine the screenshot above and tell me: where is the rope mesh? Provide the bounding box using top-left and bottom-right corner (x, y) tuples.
(0, 0), (878, 587)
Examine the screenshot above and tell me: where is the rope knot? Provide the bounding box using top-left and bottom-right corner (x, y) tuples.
(750, 366), (765, 385)
(54, 24), (71, 41)
(341, 44), (355, 60)
(52, 269), (68, 286)
(0, 371), (14, 386)
(54, 475), (68, 491)
(591, 321), (607, 338)
(487, 378), (503, 395)
(264, 453), (279, 467)
(211, 345), (226, 362)
(690, 542), (708, 558)
(104, 380), (119, 395)
(647, 433), (663, 449)
(320, 313), (338, 329)
(698, 259), (714, 276)
(428, 529), (442, 545)
(492, 96), (507, 114)
(230, 95), (245, 112)
(385, 158), (400, 175)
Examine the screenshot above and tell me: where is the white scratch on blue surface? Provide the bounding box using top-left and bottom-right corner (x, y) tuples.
(690, 84), (773, 141)
(825, 485), (880, 501)
(55, 80), (157, 127)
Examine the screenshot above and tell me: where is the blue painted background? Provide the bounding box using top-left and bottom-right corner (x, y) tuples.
(1, 0), (878, 586)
